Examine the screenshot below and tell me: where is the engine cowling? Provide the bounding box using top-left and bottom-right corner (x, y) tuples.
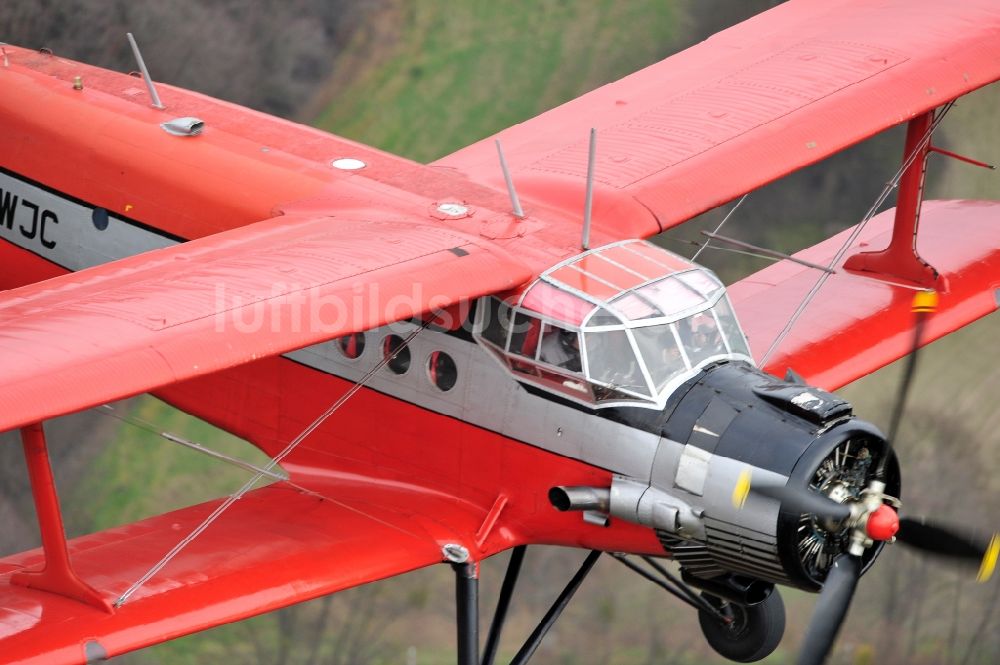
(556, 360), (900, 591)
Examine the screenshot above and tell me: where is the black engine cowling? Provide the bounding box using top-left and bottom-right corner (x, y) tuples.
(605, 360), (900, 591)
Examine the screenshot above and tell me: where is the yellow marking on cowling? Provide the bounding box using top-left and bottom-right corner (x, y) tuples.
(125, 204), (134, 212)
(978, 534), (1000, 583)
(912, 289), (938, 313)
(732, 468), (752, 510)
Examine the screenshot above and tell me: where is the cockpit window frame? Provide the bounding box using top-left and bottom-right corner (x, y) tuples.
(472, 241), (755, 410)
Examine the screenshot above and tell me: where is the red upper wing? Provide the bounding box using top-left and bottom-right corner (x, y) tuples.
(435, 0), (1000, 235)
(0, 214), (530, 434)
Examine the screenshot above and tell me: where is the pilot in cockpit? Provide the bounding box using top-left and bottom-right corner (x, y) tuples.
(686, 313), (726, 363)
(540, 327), (582, 372)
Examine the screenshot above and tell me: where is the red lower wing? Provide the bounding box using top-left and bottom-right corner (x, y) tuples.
(0, 481), (475, 664)
(731, 200), (1000, 390)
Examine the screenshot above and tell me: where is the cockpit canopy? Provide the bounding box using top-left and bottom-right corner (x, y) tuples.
(474, 240), (753, 409)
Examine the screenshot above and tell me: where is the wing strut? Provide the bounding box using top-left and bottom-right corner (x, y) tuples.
(843, 109), (944, 288)
(454, 561), (480, 665)
(758, 103), (954, 367)
(11, 423), (113, 613)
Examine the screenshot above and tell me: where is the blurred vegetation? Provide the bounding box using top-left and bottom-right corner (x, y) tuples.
(2, 0), (998, 664)
(3, 0), (380, 117)
(312, 0), (682, 163)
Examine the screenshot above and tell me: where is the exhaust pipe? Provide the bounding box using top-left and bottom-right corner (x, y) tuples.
(681, 571), (774, 606)
(549, 486), (610, 512)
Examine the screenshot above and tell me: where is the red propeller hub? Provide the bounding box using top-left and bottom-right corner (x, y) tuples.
(866, 505), (900, 541)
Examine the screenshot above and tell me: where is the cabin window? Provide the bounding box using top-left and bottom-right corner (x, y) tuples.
(679, 311), (726, 366)
(509, 312), (541, 359)
(428, 351), (458, 391)
(538, 323), (582, 372)
(479, 297), (511, 349)
(630, 324), (687, 391)
(92, 207), (109, 231)
(714, 296), (752, 358)
(337, 333), (366, 359)
(584, 329), (649, 396)
(383, 335), (411, 374)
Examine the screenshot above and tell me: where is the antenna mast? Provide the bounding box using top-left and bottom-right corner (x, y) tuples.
(495, 139), (525, 219)
(126, 33), (164, 110)
(582, 128), (596, 250)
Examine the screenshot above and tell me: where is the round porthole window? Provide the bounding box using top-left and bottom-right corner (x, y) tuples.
(427, 351), (458, 391)
(92, 207), (109, 230)
(337, 333), (365, 359)
(383, 335), (411, 374)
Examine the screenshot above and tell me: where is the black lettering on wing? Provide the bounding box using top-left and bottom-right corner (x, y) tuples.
(0, 188), (17, 230)
(20, 199), (38, 240)
(40, 210), (58, 249)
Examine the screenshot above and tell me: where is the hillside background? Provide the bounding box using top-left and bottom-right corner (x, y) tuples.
(2, 1), (999, 664)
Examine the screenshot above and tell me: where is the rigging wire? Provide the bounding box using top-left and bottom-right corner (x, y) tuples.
(670, 237), (785, 265)
(700, 231), (835, 273)
(691, 193), (748, 262)
(114, 321), (429, 607)
(674, 237), (835, 273)
(678, 237), (929, 293)
(758, 101), (954, 368)
(97, 402), (420, 535)
(97, 404), (288, 482)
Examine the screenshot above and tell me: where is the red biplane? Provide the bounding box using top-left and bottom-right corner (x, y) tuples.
(2, 1), (1000, 663)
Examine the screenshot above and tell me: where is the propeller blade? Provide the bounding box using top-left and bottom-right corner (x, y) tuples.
(752, 483), (852, 523)
(798, 553), (861, 665)
(874, 290), (937, 479)
(897, 517), (993, 562)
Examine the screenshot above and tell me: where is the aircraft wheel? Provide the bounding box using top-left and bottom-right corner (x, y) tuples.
(697, 588), (785, 663)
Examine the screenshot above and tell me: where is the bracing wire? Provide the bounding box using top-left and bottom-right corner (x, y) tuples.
(758, 102), (954, 368)
(114, 322), (429, 607)
(97, 405), (288, 482)
(691, 194), (748, 262)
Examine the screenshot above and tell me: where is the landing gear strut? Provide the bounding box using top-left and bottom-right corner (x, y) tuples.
(453, 561), (480, 665)
(451, 547), (600, 665)
(454, 548), (783, 664)
(697, 590), (785, 663)
(612, 554), (785, 663)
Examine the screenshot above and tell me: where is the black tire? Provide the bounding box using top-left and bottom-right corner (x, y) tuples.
(697, 589), (785, 663)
